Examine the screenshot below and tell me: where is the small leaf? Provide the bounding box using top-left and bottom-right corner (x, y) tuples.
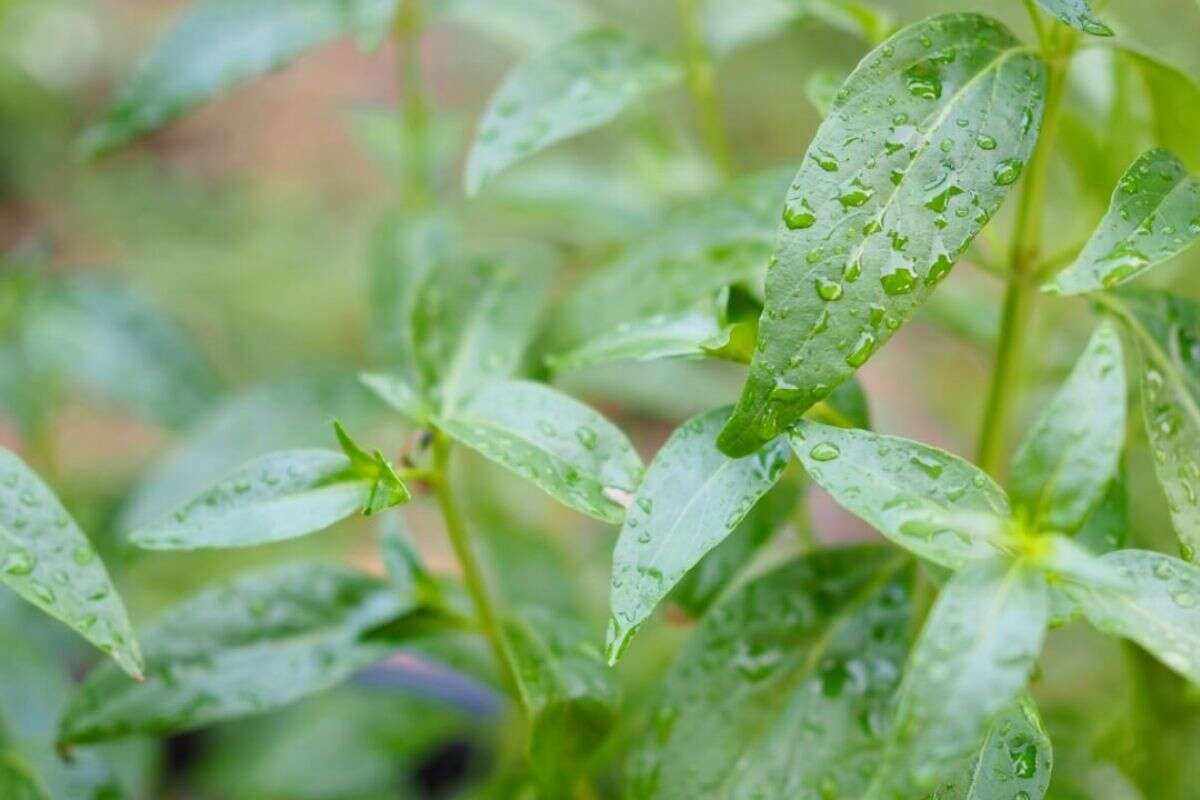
(1045, 149), (1200, 294)
(0, 755), (47, 800)
(791, 421), (1010, 568)
(434, 0), (596, 51)
(607, 407), (791, 662)
(548, 310), (725, 373)
(0, 449), (142, 678)
(864, 559), (1050, 798)
(1008, 320), (1126, 532)
(59, 564), (423, 744)
(1034, 0), (1113, 36)
(718, 13), (1046, 456)
(79, 0), (400, 155)
(359, 371), (433, 425)
(464, 27), (683, 194)
(437, 380), (643, 523)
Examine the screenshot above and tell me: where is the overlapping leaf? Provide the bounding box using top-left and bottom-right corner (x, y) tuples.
(0, 756), (45, 800)
(1034, 0), (1113, 36)
(718, 13), (1046, 456)
(702, 0), (894, 56)
(434, 0), (596, 51)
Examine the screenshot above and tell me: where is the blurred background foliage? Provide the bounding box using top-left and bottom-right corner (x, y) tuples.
(1, 0), (1199, 797)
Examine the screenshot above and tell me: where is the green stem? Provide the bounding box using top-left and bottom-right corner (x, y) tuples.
(976, 24), (1075, 478)
(676, 0), (733, 178)
(394, 0), (433, 207)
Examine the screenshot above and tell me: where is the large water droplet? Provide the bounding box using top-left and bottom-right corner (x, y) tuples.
(782, 199), (817, 230)
(993, 159), (1023, 186)
(809, 443), (841, 461)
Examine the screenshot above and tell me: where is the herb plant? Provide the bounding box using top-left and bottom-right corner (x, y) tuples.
(2, 0), (1200, 797)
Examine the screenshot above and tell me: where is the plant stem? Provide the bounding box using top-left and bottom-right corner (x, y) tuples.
(394, 0), (433, 207)
(976, 24), (1074, 478)
(676, 0), (733, 178)
(430, 432), (522, 697)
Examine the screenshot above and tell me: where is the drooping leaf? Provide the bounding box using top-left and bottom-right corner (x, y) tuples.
(437, 380), (643, 523)
(607, 407), (792, 662)
(0, 755), (47, 800)
(1034, 0), (1113, 36)
(79, 0), (400, 155)
(863, 559), (1050, 798)
(791, 421), (1011, 568)
(0, 449), (142, 679)
(59, 564), (425, 744)
(718, 13), (1046, 456)
(1045, 149), (1200, 294)
(701, 0), (894, 56)
(548, 311), (725, 373)
(434, 0), (596, 51)
(1008, 320), (1126, 532)
(463, 27), (682, 194)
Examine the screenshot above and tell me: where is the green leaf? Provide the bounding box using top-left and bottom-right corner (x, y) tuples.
(59, 564), (420, 744)
(79, 0), (400, 155)
(376, 513), (438, 605)
(1103, 290), (1200, 561)
(437, 380), (643, 523)
(1120, 50), (1200, 172)
(0, 755), (47, 800)
(805, 69), (846, 118)
(864, 559), (1050, 798)
(626, 547), (915, 799)
(1008, 320), (1126, 532)
(548, 311), (725, 373)
(1045, 149), (1200, 294)
(358, 371), (432, 426)
(791, 421), (1010, 568)
(1075, 475), (1129, 555)
(810, 373), (872, 429)
(1034, 0), (1113, 36)
(702, 0), (894, 56)
(717, 13), (1046, 456)
(0, 449), (142, 679)
(927, 698), (1054, 800)
(463, 27), (682, 194)
(607, 407), (791, 662)
(433, 0), (596, 51)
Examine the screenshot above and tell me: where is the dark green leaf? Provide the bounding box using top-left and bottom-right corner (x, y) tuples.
(1035, 0), (1113, 36)
(1008, 320), (1126, 532)
(464, 28), (682, 194)
(437, 380), (643, 523)
(0, 449), (142, 678)
(607, 407), (791, 662)
(0, 755), (47, 800)
(79, 0), (400, 155)
(434, 0), (596, 51)
(811, 373), (872, 429)
(1045, 149), (1200, 294)
(718, 13), (1046, 455)
(1075, 475), (1129, 555)
(791, 421), (1010, 568)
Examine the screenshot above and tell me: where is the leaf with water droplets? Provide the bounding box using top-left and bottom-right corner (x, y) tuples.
(1034, 0), (1113, 36)
(791, 421), (1010, 569)
(1008, 320), (1126, 533)
(0, 448), (142, 679)
(607, 407), (792, 662)
(1046, 149), (1200, 294)
(463, 28), (682, 194)
(59, 563), (434, 744)
(863, 559), (1050, 798)
(930, 698), (1053, 799)
(78, 0), (400, 156)
(548, 310), (726, 373)
(718, 13), (1046, 456)
(437, 380), (643, 523)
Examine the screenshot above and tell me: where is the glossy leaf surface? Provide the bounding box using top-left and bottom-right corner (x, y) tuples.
(719, 13), (1046, 455)
(1035, 0), (1113, 36)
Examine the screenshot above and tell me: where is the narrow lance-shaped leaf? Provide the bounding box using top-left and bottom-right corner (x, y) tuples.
(0, 756), (47, 800)
(1045, 149), (1200, 294)
(1034, 0), (1113, 36)
(607, 407), (792, 662)
(464, 27), (683, 194)
(548, 310), (726, 373)
(1008, 320), (1126, 532)
(718, 13), (1046, 456)
(791, 421), (1011, 569)
(437, 380), (644, 524)
(0, 449), (142, 679)
(79, 0), (400, 156)
(863, 559), (1050, 798)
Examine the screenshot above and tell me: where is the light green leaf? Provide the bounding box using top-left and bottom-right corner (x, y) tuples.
(805, 69), (846, 118)
(433, 0), (596, 51)
(1045, 150), (1200, 294)
(864, 559), (1050, 798)
(1075, 475), (1129, 555)
(376, 513), (438, 605)
(930, 698), (1053, 800)
(548, 311), (725, 373)
(1008, 320), (1126, 532)
(791, 421), (1010, 568)
(0, 755), (47, 800)
(79, 0), (399, 155)
(358, 371), (433, 425)
(1035, 0), (1113, 36)
(626, 547), (915, 799)
(0, 449), (142, 679)
(1120, 50), (1200, 172)
(702, 0), (894, 56)
(59, 564), (420, 744)
(463, 27), (682, 194)
(718, 13), (1046, 456)
(437, 380), (643, 523)
(607, 407), (792, 662)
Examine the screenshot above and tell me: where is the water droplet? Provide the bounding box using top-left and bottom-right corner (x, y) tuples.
(816, 278), (843, 301)
(810, 149), (840, 172)
(809, 443), (841, 462)
(769, 380), (804, 403)
(3, 549), (35, 576)
(1172, 590), (1196, 608)
(880, 266), (917, 296)
(845, 332), (876, 367)
(904, 62), (942, 100)
(576, 427), (597, 450)
(993, 159), (1023, 186)
(782, 198), (817, 230)
(838, 178), (875, 209)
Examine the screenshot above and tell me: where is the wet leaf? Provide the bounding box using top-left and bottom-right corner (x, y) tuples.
(718, 13), (1046, 456)
(607, 407), (792, 662)
(791, 421), (1010, 568)
(1008, 320), (1126, 533)
(929, 698), (1053, 799)
(79, 0), (400, 155)
(437, 380), (643, 523)
(548, 310), (725, 373)
(0, 449), (142, 679)
(1045, 149), (1200, 294)
(1035, 0), (1113, 36)
(464, 28), (682, 194)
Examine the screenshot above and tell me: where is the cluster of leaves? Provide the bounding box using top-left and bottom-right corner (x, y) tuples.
(2, 0), (1200, 797)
